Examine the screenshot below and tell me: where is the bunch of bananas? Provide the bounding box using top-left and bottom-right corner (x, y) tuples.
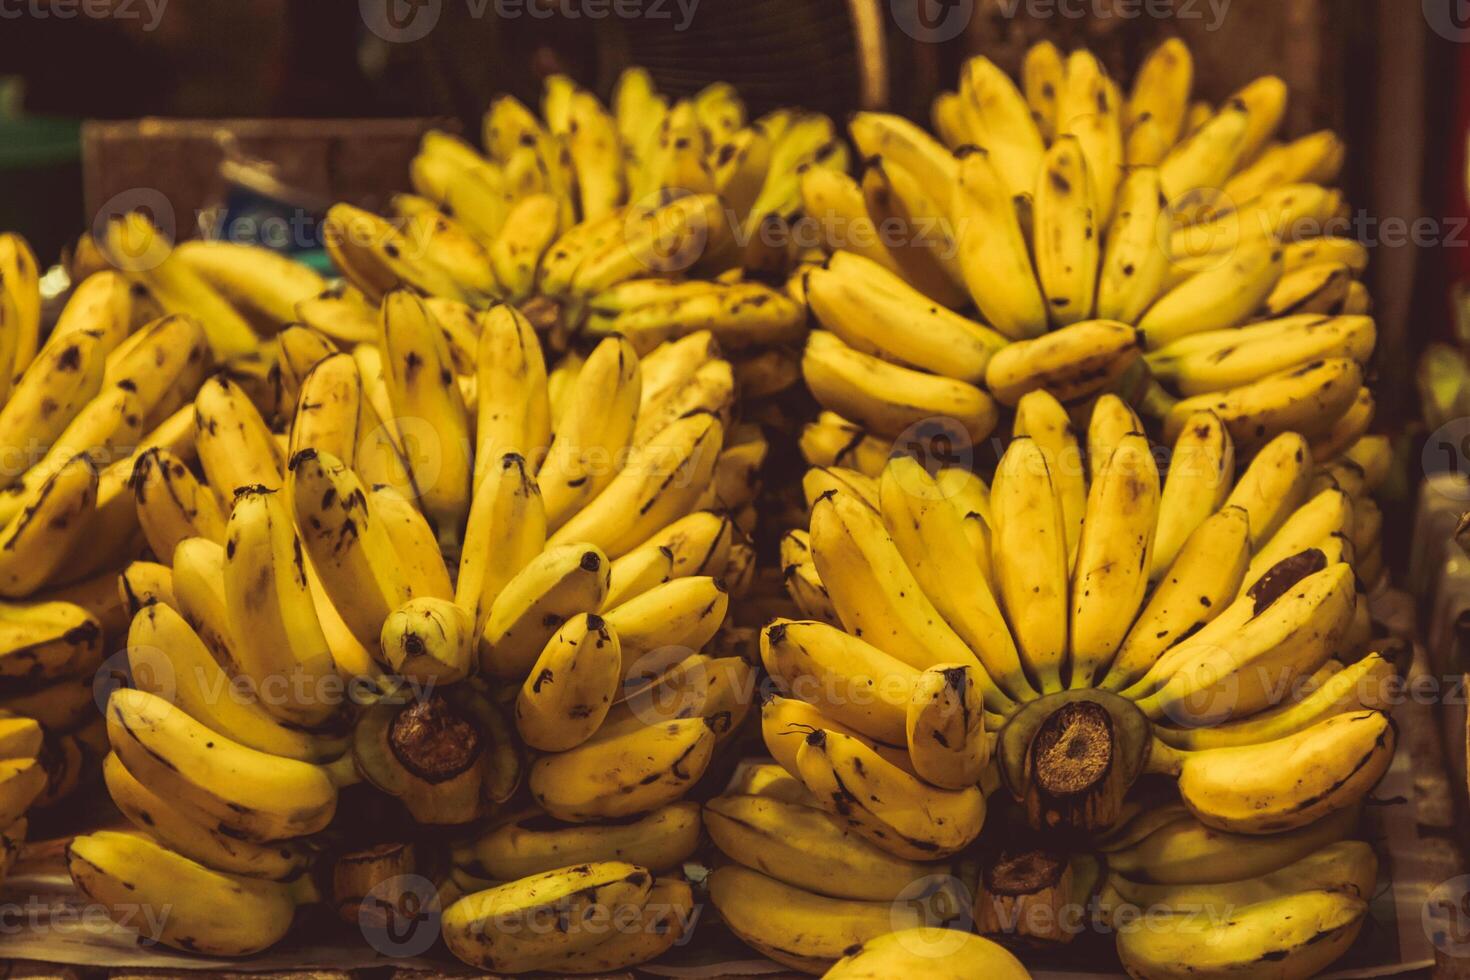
(356, 67), (838, 374)
(69, 245), (750, 964)
(765, 384), (1396, 977)
(795, 38), (1375, 469)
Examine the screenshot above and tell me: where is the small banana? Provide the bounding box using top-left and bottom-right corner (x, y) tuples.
(530, 715), (717, 822)
(1225, 431), (1314, 546)
(515, 612), (621, 751)
(538, 336), (641, 528)
(760, 621), (917, 747)
(457, 452), (546, 628)
(481, 544), (610, 680)
(1162, 358), (1363, 453)
(828, 929), (1031, 980)
(68, 830), (300, 956)
(985, 319), (1141, 406)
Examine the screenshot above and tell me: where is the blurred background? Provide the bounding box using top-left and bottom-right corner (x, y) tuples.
(0, 0), (1453, 436)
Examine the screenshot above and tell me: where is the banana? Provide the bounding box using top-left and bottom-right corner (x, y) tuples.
(1127, 39), (1193, 147)
(529, 876), (694, 976)
(515, 612), (621, 751)
(1034, 136), (1099, 326)
(796, 728), (986, 860)
(1242, 488), (1354, 592)
(601, 575), (727, 693)
(798, 167), (898, 272)
(1023, 40), (1065, 141)
(804, 330), (997, 442)
(546, 412), (722, 559)
(104, 312), (213, 429)
(0, 233), (40, 376)
(457, 452), (545, 630)
(1070, 434), (1161, 687)
(1138, 561), (1357, 726)
(1156, 652), (1396, 751)
(1102, 839), (1376, 919)
(1283, 237), (1368, 277)
(173, 241), (327, 334)
(1173, 183), (1342, 261)
(442, 862), (653, 973)
(1148, 315), (1374, 396)
(1061, 79), (1124, 225)
(474, 304), (552, 482)
(1225, 431), (1314, 546)
(539, 336), (641, 528)
(810, 488), (983, 675)
(598, 650), (753, 741)
(905, 664), (989, 789)
(1108, 804), (1361, 885)
(367, 485), (453, 602)
(985, 319), (1141, 406)
(798, 412), (890, 477)
(706, 793), (940, 901)
(381, 596), (476, 684)
(1259, 261), (1352, 318)
(958, 56), (1045, 198)
(286, 351), (368, 466)
(807, 253), (1004, 384)
(0, 324), (113, 489)
(0, 455), (98, 598)
(1103, 506), (1251, 692)
(1097, 167), (1172, 324)
(760, 621), (917, 747)
(68, 830), (299, 956)
(106, 687), (339, 841)
(1157, 102), (1248, 207)
(1117, 887), (1364, 980)
(223, 486), (342, 726)
(530, 715), (717, 822)
(1152, 411), (1235, 578)
(285, 448), (412, 655)
(459, 802), (699, 880)
(709, 864), (926, 975)
(104, 751), (311, 882)
(131, 447), (226, 561)
(128, 600), (345, 762)
(952, 146), (1048, 340)
(878, 458), (1030, 708)
(990, 438), (1069, 693)
(1139, 242), (1284, 350)
(1231, 75), (1290, 165)
(569, 192), (726, 299)
(609, 281), (806, 355)
(1166, 710), (1394, 835)
(860, 158), (966, 307)
(1309, 386), (1374, 462)
(194, 374), (285, 506)
(1163, 358), (1362, 452)
(838, 929), (1033, 979)
(629, 356), (733, 448)
(294, 284), (379, 346)
(380, 291), (473, 545)
(100, 213), (260, 357)
(0, 599), (102, 684)
(481, 543), (610, 680)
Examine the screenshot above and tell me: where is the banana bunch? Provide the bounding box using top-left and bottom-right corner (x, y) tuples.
(385, 67), (833, 359)
(795, 37), (1373, 473)
(1092, 805), (1376, 980)
(440, 860), (695, 974)
(767, 389), (1395, 977)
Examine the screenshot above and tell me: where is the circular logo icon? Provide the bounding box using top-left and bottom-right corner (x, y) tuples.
(891, 0), (973, 43)
(1425, 0), (1470, 41)
(376, 416), (446, 503)
(361, 0), (442, 43)
(360, 873), (442, 957)
(621, 191), (719, 278)
(1425, 875), (1470, 957)
(886, 417), (976, 495)
(1151, 653), (1241, 729)
(92, 189), (177, 273)
(1423, 418), (1470, 501)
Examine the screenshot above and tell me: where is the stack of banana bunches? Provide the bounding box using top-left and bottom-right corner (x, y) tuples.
(702, 37), (1394, 980)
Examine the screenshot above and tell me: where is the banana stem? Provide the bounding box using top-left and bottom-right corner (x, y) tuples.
(1145, 738), (1187, 776)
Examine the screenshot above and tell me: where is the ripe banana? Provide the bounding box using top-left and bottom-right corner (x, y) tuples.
(457, 452), (546, 628)
(1162, 358), (1362, 453)
(481, 544), (610, 680)
(458, 802), (700, 881)
(538, 336), (641, 528)
(952, 147), (1048, 340)
(68, 830), (299, 956)
(381, 596), (476, 684)
(603, 575), (727, 692)
(984, 319), (1141, 406)
(828, 929), (1031, 980)
(515, 612), (621, 751)
(1152, 411), (1235, 578)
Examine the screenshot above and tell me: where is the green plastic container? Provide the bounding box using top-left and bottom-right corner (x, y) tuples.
(0, 109), (83, 266)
